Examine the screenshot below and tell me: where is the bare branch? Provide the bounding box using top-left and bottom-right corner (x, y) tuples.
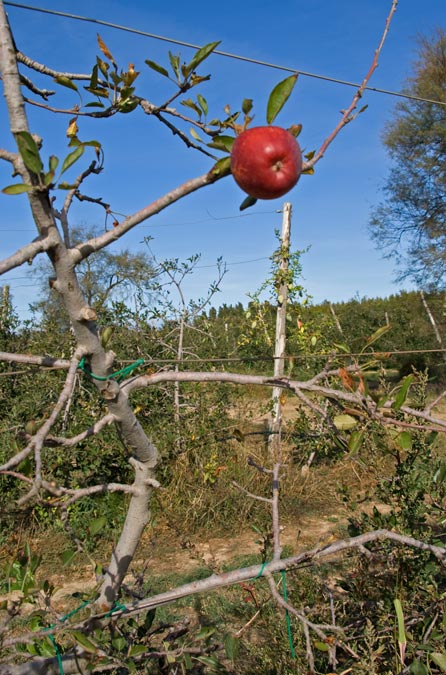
(271, 463), (282, 560)
(231, 480), (272, 503)
(0, 351), (83, 475)
(426, 388), (446, 415)
(0, 351), (71, 369)
(0, 235), (55, 275)
(19, 73), (55, 99)
(123, 369), (446, 432)
(70, 167), (230, 262)
(17, 50), (91, 81)
(45, 413), (115, 447)
(52, 482), (142, 506)
(0, 147), (19, 167)
(151, 110), (217, 158)
(4, 527), (445, 650)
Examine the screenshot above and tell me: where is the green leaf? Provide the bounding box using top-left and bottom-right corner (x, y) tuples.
(53, 76), (79, 92)
(314, 640), (329, 652)
(39, 638), (58, 658)
(89, 64), (99, 89)
(431, 653), (446, 671)
(394, 598), (406, 652)
(196, 626), (216, 640)
(397, 431), (412, 450)
(288, 123), (302, 137)
(145, 59), (169, 78)
(96, 58), (109, 79)
(129, 645), (148, 656)
(49, 155), (59, 172)
(61, 549), (77, 566)
(207, 135), (234, 152)
(58, 182), (76, 190)
(15, 131), (43, 175)
(81, 139), (102, 149)
(89, 516), (107, 536)
(168, 51), (180, 80)
(410, 661), (429, 675)
(363, 324), (391, 351)
(348, 430), (364, 455)
(197, 94), (208, 116)
(143, 608), (157, 631)
(210, 156), (231, 177)
(43, 171), (55, 186)
(84, 87), (110, 99)
(195, 655), (220, 668)
(117, 98), (139, 113)
(111, 636), (127, 651)
(266, 74), (298, 124)
(85, 101), (105, 108)
(240, 195), (257, 211)
(181, 98), (202, 117)
(186, 41), (220, 74)
(333, 414), (357, 431)
(242, 98), (253, 115)
(2, 183), (33, 195)
(72, 631), (98, 654)
(29, 614), (45, 631)
(392, 374), (414, 411)
(183, 653), (193, 669)
(60, 145), (85, 175)
(190, 128), (203, 142)
(109, 71), (122, 86)
(224, 633), (239, 661)
(433, 461), (446, 485)
(334, 342), (351, 353)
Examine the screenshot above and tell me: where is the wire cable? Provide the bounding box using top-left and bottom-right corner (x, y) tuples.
(4, 1), (446, 108)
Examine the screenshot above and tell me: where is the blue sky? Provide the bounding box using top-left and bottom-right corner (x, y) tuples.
(1, 0), (445, 320)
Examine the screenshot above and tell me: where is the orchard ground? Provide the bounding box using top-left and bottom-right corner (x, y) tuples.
(3, 393), (391, 612)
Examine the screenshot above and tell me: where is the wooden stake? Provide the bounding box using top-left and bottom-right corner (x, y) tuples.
(269, 203), (292, 456)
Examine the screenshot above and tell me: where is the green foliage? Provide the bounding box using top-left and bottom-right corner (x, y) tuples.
(370, 29), (446, 288)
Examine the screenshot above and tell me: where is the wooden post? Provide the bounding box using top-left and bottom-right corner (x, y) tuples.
(0, 285), (10, 330)
(329, 302), (344, 336)
(420, 290), (446, 364)
(269, 203), (292, 455)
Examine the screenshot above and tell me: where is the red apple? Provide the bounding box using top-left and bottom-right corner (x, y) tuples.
(230, 126), (302, 200)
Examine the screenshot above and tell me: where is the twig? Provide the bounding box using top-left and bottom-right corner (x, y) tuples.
(153, 110), (217, 158)
(305, 0), (398, 169)
(16, 51), (92, 80)
(0, 351), (71, 368)
(19, 73), (54, 99)
(71, 167), (230, 263)
(0, 235), (55, 275)
(44, 413), (115, 447)
(231, 480), (271, 503)
(272, 463), (282, 560)
(426, 389), (446, 415)
(302, 619), (315, 673)
(1, 351), (84, 476)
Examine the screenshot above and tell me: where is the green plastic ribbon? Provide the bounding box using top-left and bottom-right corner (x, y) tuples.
(78, 357), (145, 382)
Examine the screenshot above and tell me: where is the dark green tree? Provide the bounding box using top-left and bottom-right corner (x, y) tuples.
(369, 29), (446, 288)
